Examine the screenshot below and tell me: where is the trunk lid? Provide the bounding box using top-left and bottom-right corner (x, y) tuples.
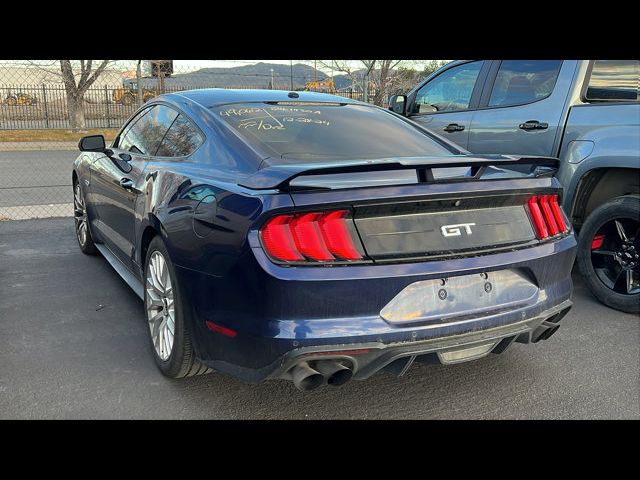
(246, 155), (565, 262)
(287, 177), (562, 262)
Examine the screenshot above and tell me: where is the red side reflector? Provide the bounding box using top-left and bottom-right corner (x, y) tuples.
(318, 210), (363, 260)
(591, 235), (605, 250)
(260, 215), (304, 261)
(527, 196), (549, 239)
(549, 195), (567, 232)
(205, 321), (237, 338)
(539, 195), (560, 236)
(289, 213), (335, 261)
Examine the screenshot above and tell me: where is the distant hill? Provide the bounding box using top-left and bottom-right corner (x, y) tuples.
(131, 62), (334, 90)
(128, 62), (369, 91)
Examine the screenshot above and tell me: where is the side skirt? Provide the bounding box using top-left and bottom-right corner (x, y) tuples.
(95, 243), (144, 300)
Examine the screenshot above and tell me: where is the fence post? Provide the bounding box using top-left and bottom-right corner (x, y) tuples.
(42, 84), (49, 128)
(137, 60), (144, 108)
(104, 85), (111, 128)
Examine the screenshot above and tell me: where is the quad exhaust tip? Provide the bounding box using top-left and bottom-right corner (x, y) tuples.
(315, 360), (354, 386)
(291, 360), (354, 391)
(291, 362), (325, 391)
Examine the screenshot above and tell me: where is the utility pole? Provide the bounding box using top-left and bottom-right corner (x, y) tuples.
(314, 60), (317, 82)
(136, 60), (143, 107)
(270, 68), (274, 89)
(290, 60), (293, 90)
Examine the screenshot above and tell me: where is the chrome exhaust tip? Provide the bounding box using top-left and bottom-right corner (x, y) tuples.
(315, 360), (353, 387)
(291, 362), (324, 391)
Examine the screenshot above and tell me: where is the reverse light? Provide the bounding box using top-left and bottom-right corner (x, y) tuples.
(527, 195), (570, 240)
(260, 210), (364, 264)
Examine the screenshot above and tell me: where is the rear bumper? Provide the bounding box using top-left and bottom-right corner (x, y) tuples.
(174, 234), (576, 383)
(273, 299), (572, 381)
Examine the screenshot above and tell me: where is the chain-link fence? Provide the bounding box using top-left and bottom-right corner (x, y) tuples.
(0, 60), (435, 220)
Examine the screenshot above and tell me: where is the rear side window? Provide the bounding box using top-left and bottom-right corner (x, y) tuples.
(585, 60), (639, 102)
(156, 115), (203, 157)
(213, 103), (455, 161)
(488, 60), (562, 107)
(117, 105), (178, 155)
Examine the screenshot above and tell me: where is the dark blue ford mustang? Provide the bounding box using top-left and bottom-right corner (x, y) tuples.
(72, 89), (576, 390)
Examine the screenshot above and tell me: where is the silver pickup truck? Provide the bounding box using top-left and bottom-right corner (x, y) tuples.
(390, 60), (639, 313)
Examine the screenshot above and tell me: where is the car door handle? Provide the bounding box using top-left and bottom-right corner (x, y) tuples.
(119, 178), (134, 190)
(519, 120), (549, 130)
(443, 123), (465, 132)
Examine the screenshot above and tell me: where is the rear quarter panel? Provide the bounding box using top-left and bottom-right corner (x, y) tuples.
(556, 103), (640, 211)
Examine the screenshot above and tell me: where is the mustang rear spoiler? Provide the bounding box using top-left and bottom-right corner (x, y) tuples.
(238, 155), (560, 191)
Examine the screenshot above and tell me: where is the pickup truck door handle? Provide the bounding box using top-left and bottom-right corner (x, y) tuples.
(119, 178), (134, 190)
(443, 123), (465, 132)
(519, 120), (549, 130)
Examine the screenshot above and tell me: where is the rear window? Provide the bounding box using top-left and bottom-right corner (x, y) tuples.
(488, 60), (563, 107)
(213, 102), (454, 161)
(585, 60), (639, 102)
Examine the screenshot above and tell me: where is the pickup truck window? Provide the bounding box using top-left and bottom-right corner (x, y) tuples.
(411, 61), (482, 114)
(585, 60), (639, 102)
(488, 60), (562, 107)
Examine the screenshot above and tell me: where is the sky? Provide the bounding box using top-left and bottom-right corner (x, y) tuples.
(172, 60), (440, 73)
(0, 60), (442, 75)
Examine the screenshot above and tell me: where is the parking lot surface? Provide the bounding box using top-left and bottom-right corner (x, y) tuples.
(0, 218), (638, 419)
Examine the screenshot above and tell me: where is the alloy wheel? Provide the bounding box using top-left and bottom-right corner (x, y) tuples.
(145, 251), (176, 361)
(73, 183), (88, 246)
(590, 217), (640, 295)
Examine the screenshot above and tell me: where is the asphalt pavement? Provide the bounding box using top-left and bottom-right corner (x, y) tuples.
(0, 218), (638, 419)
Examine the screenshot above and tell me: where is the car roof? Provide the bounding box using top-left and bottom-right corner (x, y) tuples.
(163, 88), (364, 108)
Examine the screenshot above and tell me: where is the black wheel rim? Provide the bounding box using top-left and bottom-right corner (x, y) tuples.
(590, 216), (640, 295)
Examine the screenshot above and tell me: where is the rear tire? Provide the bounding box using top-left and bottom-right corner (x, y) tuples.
(144, 236), (212, 378)
(577, 195), (640, 314)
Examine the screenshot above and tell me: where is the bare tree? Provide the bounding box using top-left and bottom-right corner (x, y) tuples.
(317, 60), (360, 90)
(319, 60), (450, 105)
(59, 60), (111, 130)
(369, 60), (402, 106)
(319, 60), (407, 105)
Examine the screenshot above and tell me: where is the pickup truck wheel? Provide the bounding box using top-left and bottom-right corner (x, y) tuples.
(577, 195), (639, 313)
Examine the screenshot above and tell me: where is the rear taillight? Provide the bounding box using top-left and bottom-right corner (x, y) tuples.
(260, 210), (364, 263)
(526, 195), (569, 240)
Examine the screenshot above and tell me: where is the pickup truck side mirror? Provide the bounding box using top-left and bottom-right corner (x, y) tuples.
(78, 134), (106, 152)
(388, 95), (407, 115)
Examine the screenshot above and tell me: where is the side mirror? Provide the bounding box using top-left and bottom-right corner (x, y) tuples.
(388, 95), (407, 115)
(78, 135), (106, 152)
